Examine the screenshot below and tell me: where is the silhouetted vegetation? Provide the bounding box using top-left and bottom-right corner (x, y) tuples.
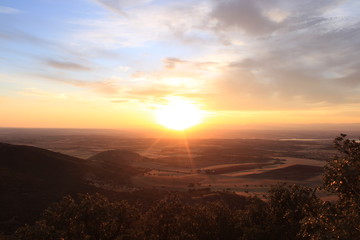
(2, 135), (360, 239)
(301, 134), (360, 239)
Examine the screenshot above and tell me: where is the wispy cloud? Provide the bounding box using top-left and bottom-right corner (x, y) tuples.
(45, 59), (92, 71)
(17, 88), (67, 99)
(35, 74), (122, 95)
(91, 0), (154, 16)
(163, 58), (188, 69)
(70, 1), (212, 49)
(0, 6), (22, 14)
(0, 30), (50, 45)
(163, 57), (225, 71)
(91, 0), (127, 17)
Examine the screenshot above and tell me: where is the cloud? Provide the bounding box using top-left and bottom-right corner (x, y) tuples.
(162, 57), (225, 71)
(0, 30), (50, 45)
(91, 0), (128, 16)
(45, 59), (92, 71)
(3, 0), (359, 119)
(16, 88), (70, 100)
(209, 0), (348, 37)
(91, 0), (153, 16)
(17, 88), (53, 97)
(0, 6), (22, 14)
(183, 0), (358, 111)
(123, 82), (216, 110)
(16, 87), (116, 106)
(0, 29), (83, 60)
(35, 74), (122, 95)
(90, 80), (121, 95)
(116, 65), (129, 72)
(68, 0), (360, 112)
(69, 15), (161, 48)
(211, 0), (280, 36)
(209, 22), (360, 111)
(71, 1), (213, 49)
(163, 58), (188, 69)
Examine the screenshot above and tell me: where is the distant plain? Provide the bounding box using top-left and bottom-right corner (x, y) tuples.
(1, 128), (352, 199)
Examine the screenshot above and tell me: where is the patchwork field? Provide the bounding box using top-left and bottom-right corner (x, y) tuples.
(0, 128), (338, 198)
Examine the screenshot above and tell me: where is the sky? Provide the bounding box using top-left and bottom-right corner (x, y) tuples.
(1, 0), (360, 131)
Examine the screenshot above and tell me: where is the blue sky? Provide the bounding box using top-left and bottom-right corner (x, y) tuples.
(1, 0), (360, 128)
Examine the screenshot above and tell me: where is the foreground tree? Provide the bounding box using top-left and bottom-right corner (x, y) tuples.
(15, 194), (137, 240)
(267, 184), (320, 240)
(136, 194), (241, 240)
(301, 134), (360, 240)
(323, 134), (360, 201)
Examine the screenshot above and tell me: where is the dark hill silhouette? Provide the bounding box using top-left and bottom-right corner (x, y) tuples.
(0, 142), (86, 178)
(0, 143), (146, 233)
(88, 149), (150, 177)
(0, 142), (92, 232)
(89, 149), (147, 165)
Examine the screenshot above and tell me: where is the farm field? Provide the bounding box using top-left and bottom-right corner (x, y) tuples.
(0, 128), (337, 198)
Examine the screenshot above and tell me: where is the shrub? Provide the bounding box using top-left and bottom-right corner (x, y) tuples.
(15, 193), (137, 240)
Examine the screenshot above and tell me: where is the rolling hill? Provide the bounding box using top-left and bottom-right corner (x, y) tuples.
(0, 142), (146, 233)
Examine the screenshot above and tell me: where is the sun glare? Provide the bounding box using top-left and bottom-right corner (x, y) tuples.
(155, 98), (204, 130)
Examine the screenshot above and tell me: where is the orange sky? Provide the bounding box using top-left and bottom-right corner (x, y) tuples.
(1, 1), (360, 131)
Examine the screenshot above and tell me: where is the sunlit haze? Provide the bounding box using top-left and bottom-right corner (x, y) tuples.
(1, 1), (360, 132)
(155, 97), (204, 130)
(1, 2), (360, 234)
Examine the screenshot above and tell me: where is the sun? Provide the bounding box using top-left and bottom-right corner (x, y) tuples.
(155, 98), (204, 130)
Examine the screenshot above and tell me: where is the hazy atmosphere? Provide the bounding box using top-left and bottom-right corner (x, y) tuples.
(1, 0), (360, 130)
(1, 1), (360, 239)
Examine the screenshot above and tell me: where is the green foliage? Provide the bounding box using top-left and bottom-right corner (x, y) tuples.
(235, 196), (270, 240)
(266, 184), (321, 240)
(301, 134), (360, 239)
(136, 195), (196, 240)
(323, 134), (360, 201)
(136, 194), (240, 240)
(14, 193), (137, 240)
(301, 200), (360, 240)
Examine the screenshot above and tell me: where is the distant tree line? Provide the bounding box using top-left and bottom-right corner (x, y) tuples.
(3, 134), (360, 240)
